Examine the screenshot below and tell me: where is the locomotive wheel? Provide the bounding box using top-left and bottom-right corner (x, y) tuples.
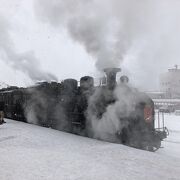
(144, 145), (158, 152)
(141, 139), (161, 152)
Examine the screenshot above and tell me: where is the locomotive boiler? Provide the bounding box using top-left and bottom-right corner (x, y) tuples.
(0, 68), (168, 151)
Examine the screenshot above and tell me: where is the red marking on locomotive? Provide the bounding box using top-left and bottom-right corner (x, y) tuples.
(144, 106), (153, 123)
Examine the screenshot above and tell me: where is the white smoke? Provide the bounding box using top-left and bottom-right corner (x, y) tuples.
(0, 15), (57, 82)
(87, 82), (139, 142)
(34, 0), (130, 70)
(24, 88), (48, 125)
(25, 105), (38, 125)
(25, 84), (69, 130)
(35, 0), (180, 90)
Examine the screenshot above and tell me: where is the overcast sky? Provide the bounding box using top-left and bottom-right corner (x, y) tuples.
(0, 0), (96, 86)
(0, 0), (180, 90)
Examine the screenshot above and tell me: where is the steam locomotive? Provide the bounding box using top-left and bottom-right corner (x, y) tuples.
(0, 68), (168, 151)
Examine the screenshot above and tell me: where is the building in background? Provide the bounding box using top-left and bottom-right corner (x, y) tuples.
(146, 65), (180, 111)
(146, 91), (166, 99)
(160, 65), (180, 98)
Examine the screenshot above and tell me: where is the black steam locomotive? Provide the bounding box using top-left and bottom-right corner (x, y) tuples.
(0, 68), (168, 151)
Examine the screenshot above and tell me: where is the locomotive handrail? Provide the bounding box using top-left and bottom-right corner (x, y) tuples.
(157, 110), (166, 129)
(155, 110), (169, 140)
(155, 127), (168, 133)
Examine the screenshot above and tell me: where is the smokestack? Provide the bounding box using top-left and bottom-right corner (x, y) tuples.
(104, 68), (121, 89)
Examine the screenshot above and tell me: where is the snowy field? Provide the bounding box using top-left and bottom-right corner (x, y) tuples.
(0, 114), (180, 180)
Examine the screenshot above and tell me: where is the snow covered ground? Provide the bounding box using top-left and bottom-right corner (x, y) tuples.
(0, 114), (180, 180)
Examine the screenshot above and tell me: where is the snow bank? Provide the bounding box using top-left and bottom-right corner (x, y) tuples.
(0, 116), (179, 180)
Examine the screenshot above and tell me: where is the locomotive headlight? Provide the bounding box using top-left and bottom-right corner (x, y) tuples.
(144, 105), (153, 123)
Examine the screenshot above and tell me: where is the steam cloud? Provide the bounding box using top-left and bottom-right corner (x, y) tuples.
(0, 15), (57, 82)
(35, 0), (180, 84)
(87, 82), (139, 142)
